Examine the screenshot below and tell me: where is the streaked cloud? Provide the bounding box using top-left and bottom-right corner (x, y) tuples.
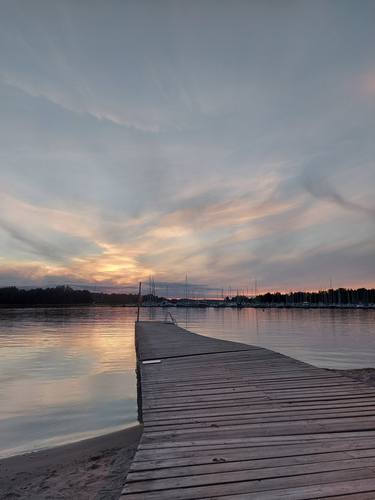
(0, 0), (374, 291)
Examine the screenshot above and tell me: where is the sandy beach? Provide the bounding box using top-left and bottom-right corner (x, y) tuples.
(0, 425), (142, 500)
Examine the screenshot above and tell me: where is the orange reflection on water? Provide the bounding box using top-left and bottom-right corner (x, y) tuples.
(0, 307), (139, 458)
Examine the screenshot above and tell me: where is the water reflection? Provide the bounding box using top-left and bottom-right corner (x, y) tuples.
(0, 306), (374, 458)
(0, 307), (138, 458)
(186, 307), (375, 369)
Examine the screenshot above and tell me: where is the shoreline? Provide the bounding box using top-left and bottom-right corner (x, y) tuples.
(0, 425), (142, 500)
(1, 304), (374, 309)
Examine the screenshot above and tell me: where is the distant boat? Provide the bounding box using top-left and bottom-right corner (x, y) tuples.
(160, 301), (172, 307)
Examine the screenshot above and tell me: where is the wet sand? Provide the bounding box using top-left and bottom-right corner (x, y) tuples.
(0, 425), (142, 500)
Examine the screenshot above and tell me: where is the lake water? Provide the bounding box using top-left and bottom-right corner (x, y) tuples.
(0, 306), (374, 458)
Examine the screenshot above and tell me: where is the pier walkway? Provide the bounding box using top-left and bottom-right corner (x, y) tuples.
(120, 321), (375, 499)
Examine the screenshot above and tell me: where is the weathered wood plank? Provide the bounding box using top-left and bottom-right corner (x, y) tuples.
(138, 430), (375, 452)
(123, 457), (375, 493)
(199, 478), (375, 499)
(131, 439), (375, 470)
(143, 399), (375, 422)
(128, 448), (375, 481)
(122, 467), (375, 499)
(143, 408), (375, 432)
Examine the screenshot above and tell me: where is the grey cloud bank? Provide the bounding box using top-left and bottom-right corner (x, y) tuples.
(0, 0), (374, 289)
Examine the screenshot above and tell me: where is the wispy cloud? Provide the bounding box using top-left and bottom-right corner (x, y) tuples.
(0, 0), (375, 289)
(301, 173), (375, 218)
(1, 73), (161, 133)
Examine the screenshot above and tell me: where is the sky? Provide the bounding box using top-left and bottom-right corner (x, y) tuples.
(0, 0), (374, 294)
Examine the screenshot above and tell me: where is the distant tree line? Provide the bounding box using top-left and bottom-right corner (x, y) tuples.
(231, 288), (375, 305)
(0, 286), (139, 306)
(0, 286), (373, 307)
(91, 292), (139, 305)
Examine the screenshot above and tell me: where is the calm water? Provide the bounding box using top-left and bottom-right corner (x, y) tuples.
(0, 306), (374, 458)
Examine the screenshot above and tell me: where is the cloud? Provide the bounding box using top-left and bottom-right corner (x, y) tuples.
(0, 1), (375, 290)
(0, 192), (103, 264)
(0, 218), (63, 261)
(0, 73), (161, 133)
(301, 173), (375, 218)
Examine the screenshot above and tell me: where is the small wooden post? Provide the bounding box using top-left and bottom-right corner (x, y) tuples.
(136, 282), (142, 322)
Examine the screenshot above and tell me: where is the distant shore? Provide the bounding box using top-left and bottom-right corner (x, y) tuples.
(0, 425), (142, 500)
(1, 285), (374, 309)
(1, 303), (374, 309)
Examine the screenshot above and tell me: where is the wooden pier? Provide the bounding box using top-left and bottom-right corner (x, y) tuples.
(120, 321), (375, 499)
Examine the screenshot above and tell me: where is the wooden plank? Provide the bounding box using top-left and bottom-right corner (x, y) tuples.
(143, 403), (375, 421)
(143, 399), (375, 422)
(138, 430), (375, 452)
(121, 468), (375, 499)
(141, 393), (375, 411)
(142, 383), (366, 401)
(131, 439), (375, 470)
(199, 478), (375, 499)
(140, 417), (375, 444)
(143, 388), (375, 407)
(143, 408), (375, 432)
(123, 457), (375, 493)
(142, 379), (363, 397)
(127, 449), (375, 481)
(327, 493), (375, 500)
